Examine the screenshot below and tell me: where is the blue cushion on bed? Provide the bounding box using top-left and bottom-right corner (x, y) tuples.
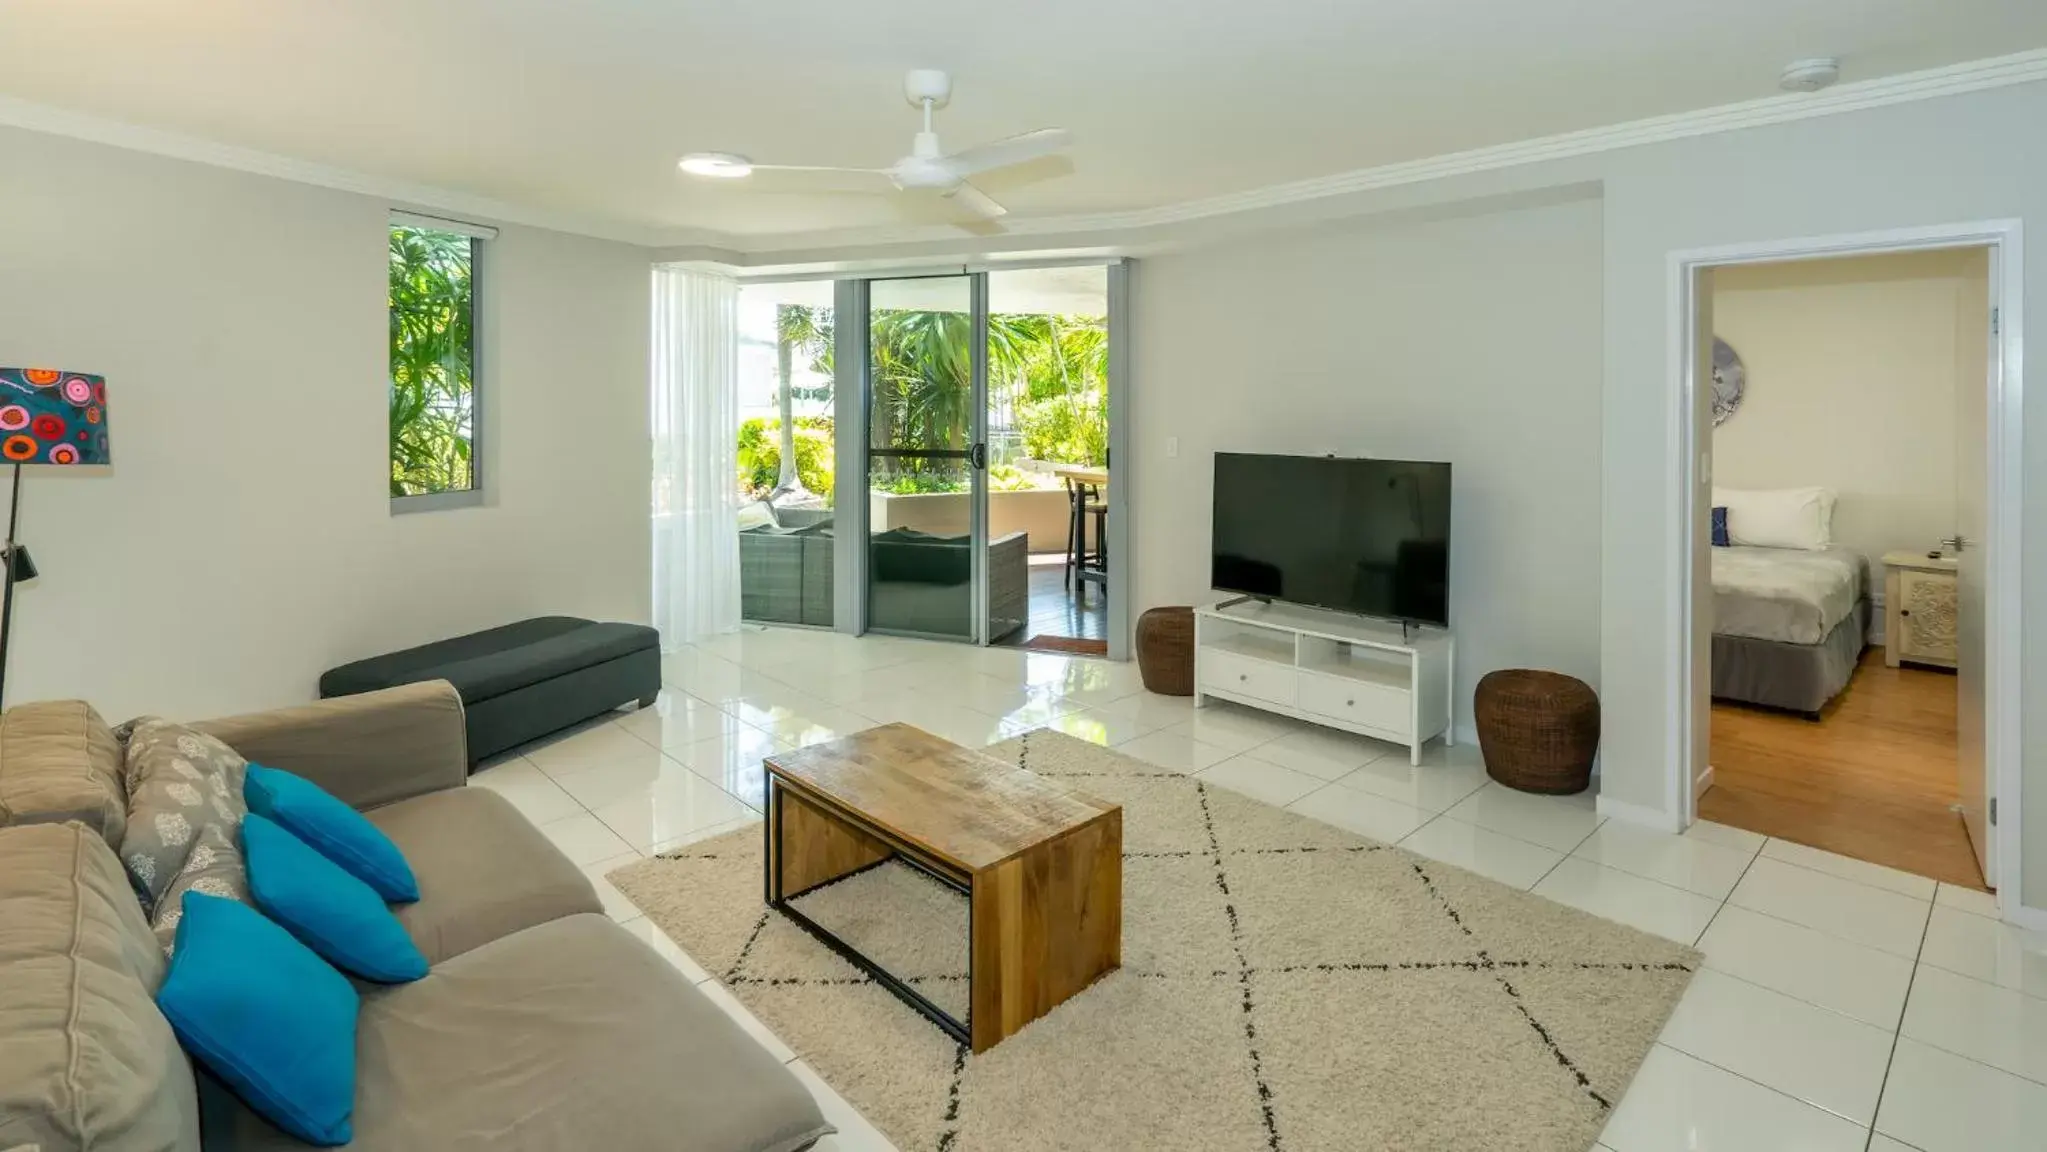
(1711, 506), (1730, 547)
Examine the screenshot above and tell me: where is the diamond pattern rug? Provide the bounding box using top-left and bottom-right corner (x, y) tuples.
(610, 729), (1697, 1152)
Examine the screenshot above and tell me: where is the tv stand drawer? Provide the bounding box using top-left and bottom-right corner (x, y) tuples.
(1298, 672), (1408, 735)
(1198, 650), (1295, 707)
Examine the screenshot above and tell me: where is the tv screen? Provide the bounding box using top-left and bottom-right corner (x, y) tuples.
(1211, 453), (1451, 626)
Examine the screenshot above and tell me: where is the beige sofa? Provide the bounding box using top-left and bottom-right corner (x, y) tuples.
(0, 682), (831, 1152)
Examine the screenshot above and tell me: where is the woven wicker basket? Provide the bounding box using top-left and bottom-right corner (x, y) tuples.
(1135, 607), (1195, 696)
(1473, 669), (1599, 795)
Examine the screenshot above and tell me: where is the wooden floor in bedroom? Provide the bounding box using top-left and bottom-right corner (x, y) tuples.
(1702, 648), (1987, 891)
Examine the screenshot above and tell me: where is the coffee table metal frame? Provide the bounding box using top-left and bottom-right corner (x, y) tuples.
(763, 774), (975, 1047)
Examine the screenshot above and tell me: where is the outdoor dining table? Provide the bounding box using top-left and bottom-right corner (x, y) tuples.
(1019, 459), (1110, 597)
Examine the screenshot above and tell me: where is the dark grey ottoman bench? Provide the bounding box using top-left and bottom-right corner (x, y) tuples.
(319, 617), (662, 766)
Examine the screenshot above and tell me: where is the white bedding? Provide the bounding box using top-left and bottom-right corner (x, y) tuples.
(1712, 545), (1866, 646)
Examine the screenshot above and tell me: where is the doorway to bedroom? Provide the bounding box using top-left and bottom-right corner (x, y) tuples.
(1684, 239), (2006, 894)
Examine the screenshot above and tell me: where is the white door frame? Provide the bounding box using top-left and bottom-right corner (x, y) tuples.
(1665, 219), (2026, 919)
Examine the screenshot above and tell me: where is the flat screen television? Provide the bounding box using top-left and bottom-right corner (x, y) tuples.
(1211, 452), (1451, 627)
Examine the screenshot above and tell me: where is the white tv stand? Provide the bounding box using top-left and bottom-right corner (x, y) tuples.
(1194, 599), (1454, 765)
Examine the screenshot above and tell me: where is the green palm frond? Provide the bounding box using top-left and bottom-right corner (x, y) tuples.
(389, 226), (475, 497)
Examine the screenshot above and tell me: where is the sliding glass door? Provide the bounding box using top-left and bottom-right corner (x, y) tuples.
(983, 266), (1111, 652)
(734, 281), (836, 627)
(864, 276), (988, 641)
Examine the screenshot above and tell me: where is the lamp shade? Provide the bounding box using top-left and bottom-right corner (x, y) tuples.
(0, 369), (109, 466)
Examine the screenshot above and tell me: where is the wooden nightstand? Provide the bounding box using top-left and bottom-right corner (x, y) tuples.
(1882, 551), (1959, 669)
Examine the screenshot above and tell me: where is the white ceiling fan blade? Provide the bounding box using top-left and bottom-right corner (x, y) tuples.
(942, 128), (1071, 177)
(943, 180), (1008, 219)
(743, 165), (899, 194)
(749, 164), (892, 175)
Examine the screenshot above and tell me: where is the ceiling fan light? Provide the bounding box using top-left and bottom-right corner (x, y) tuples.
(678, 152), (753, 178)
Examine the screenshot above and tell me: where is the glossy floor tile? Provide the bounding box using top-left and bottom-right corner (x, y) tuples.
(524, 718), (669, 777)
(1033, 704), (1165, 747)
(1900, 963), (2047, 1084)
(1284, 778), (1430, 842)
(1532, 857), (1721, 944)
(1695, 904), (1915, 1030)
(1655, 969), (1893, 1125)
(1332, 748), (1490, 813)
(466, 757), (585, 824)
(534, 811), (635, 865)
(473, 624), (2038, 1151)
(585, 771), (758, 851)
(1442, 781), (1604, 853)
(1682, 818), (1767, 854)
(1245, 725), (1395, 780)
(1875, 1038), (2047, 1152)
(1934, 881), (2001, 918)
(1394, 814), (1565, 889)
(1110, 729), (1234, 773)
(1599, 1044), (1868, 1151)
(1161, 699), (1302, 753)
(616, 914), (715, 984)
(1727, 856), (1932, 959)
(582, 851), (644, 921)
(1761, 837), (1939, 901)
(1197, 753), (1327, 808)
(1917, 905), (2047, 1000)
(1572, 818), (1759, 900)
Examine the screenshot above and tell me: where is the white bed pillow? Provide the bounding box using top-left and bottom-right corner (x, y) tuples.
(1715, 487), (1834, 551)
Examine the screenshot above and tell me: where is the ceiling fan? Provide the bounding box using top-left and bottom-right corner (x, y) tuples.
(677, 70), (1071, 224)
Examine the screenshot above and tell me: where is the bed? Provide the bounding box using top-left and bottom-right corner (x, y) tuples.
(1710, 545), (1869, 716)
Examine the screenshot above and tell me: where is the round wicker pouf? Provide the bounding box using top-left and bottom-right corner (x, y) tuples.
(1134, 606), (1196, 696)
(1473, 669), (1600, 795)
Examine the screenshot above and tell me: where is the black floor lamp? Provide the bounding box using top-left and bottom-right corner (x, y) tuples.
(0, 368), (110, 711)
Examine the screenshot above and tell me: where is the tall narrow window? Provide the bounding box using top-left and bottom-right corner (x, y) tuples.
(388, 218), (482, 505)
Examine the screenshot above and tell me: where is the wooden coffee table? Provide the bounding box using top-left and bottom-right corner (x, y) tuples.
(761, 723), (1122, 1053)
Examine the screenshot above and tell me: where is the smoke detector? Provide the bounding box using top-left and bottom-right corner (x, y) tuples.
(1779, 58), (1841, 93)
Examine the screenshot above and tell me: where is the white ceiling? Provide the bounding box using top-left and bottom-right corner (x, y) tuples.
(743, 266), (1107, 314)
(3, 1), (2044, 245)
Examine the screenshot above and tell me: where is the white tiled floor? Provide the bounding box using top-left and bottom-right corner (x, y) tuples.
(471, 624), (2047, 1152)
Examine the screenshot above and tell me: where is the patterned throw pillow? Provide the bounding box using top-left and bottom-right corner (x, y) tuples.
(119, 718), (252, 951)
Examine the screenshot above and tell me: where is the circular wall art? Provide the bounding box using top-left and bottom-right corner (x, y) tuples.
(1711, 337), (1746, 426)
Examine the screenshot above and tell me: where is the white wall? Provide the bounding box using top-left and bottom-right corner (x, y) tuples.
(1596, 82), (2047, 904)
(1129, 196), (1605, 729)
(1710, 250), (1987, 578)
(0, 126), (651, 722)
(1119, 78), (2047, 911)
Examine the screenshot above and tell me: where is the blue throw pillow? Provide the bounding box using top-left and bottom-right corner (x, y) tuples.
(156, 892), (359, 1147)
(244, 763), (419, 903)
(243, 814), (428, 984)
(1711, 506), (1731, 547)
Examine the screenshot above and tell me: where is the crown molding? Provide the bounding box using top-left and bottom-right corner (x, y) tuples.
(0, 95), (678, 247)
(3, 47), (2044, 258)
(689, 46), (2047, 258)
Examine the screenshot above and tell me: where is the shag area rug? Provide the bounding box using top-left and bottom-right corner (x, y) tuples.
(610, 730), (1697, 1152)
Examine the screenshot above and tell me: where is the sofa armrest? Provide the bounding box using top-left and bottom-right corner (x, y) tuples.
(987, 532), (1031, 640)
(193, 681), (468, 810)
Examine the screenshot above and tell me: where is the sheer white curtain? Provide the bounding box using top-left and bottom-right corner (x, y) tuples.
(651, 267), (741, 651)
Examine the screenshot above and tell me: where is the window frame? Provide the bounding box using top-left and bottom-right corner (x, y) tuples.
(389, 211), (495, 514)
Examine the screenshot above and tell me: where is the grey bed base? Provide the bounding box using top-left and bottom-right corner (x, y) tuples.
(1711, 598), (1870, 718)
